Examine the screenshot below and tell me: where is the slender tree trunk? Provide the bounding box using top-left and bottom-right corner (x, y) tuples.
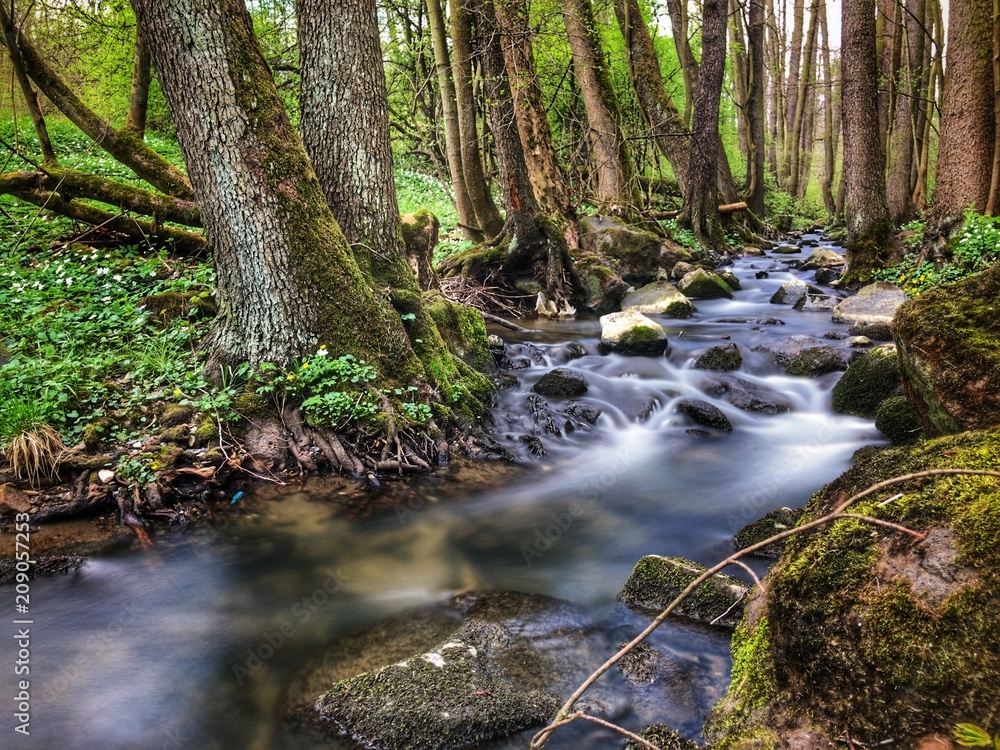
(765, 0), (783, 178)
(841, 0), (896, 278)
(452, 0), (505, 237)
(131, 0), (423, 381)
(820, 4), (837, 218)
(926, 0), (994, 254)
(912, 0), (941, 210)
(0, 5), (56, 163)
(493, 0), (573, 218)
(561, 0), (636, 210)
(988, 0), (1000, 214)
(426, 0), (480, 240)
(876, 0), (899, 140)
(886, 0), (923, 225)
(729, 0), (751, 159)
(665, 0), (697, 125)
(797, 68), (817, 200)
(127, 31), (151, 137)
(682, 0), (728, 247)
(788, 0), (818, 198)
(745, 0), (766, 220)
(612, 0), (691, 193)
(782, 0), (805, 186)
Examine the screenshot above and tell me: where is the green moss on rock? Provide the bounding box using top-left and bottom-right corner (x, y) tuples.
(831, 343), (901, 417)
(874, 395), (923, 444)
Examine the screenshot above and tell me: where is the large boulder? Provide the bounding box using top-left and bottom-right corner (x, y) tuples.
(893, 265), (1000, 435)
(677, 269), (734, 300)
(675, 399), (733, 431)
(619, 555), (747, 628)
(800, 248), (845, 270)
(831, 343), (901, 417)
(301, 591), (622, 749)
(600, 310), (669, 355)
(874, 395), (923, 444)
(769, 279), (808, 305)
(753, 336), (848, 377)
(793, 293), (840, 312)
(732, 507), (803, 558)
(575, 215), (665, 312)
(699, 375), (792, 415)
(622, 281), (696, 318)
(832, 282), (908, 326)
(707, 430), (1000, 750)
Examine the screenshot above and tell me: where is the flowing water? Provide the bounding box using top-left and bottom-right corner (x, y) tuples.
(2, 235), (883, 749)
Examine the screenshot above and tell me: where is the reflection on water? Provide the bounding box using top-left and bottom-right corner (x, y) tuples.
(0, 237), (883, 749)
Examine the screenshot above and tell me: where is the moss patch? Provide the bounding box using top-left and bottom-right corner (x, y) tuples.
(831, 343), (901, 417)
(874, 395), (923, 444)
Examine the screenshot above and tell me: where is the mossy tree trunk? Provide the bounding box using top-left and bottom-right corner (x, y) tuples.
(841, 0), (897, 279)
(131, 0), (419, 381)
(297, 0), (493, 407)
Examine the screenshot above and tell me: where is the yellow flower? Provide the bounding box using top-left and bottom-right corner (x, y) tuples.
(319, 344), (327, 350)
(302, 362), (309, 368)
(173, 389), (182, 396)
(287, 374), (296, 381)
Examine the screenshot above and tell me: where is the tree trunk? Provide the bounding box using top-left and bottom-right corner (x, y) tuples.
(876, 0), (900, 140)
(681, 0), (728, 247)
(665, 0), (697, 125)
(611, 0), (691, 193)
(127, 31), (151, 137)
(787, 0), (818, 198)
(729, 0), (751, 160)
(820, 3), (837, 218)
(561, 0), (636, 210)
(425, 0), (481, 240)
(885, 0), (923, 225)
(131, 0), (423, 381)
(988, 0), (1000, 214)
(765, 0), (784, 179)
(0, 5), (56, 164)
(841, 0), (896, 278)
(452, 0), (505, 237)
(796, 65), (818, 201)
(745, 0), (766, 220)
(782, 0), (805, 186)
(926, 0), (994, 254)
(493, 0), (573, 218)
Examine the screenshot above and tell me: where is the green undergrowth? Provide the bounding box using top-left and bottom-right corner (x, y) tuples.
(875, 212), (1000, 294)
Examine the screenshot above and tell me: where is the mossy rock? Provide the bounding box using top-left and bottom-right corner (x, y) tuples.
(160, 403), (195, 426)
(752, 336), (847, 377)
(159, 425), (192, 445)
(831, 343), (901, 418)
(677, 269), (734, 300)
(192, 415), (217, 447)
(622, 281), (696, 318)
(531, 368), (588, 398)
(874, 395), (923, 444)
(618, 555), (747, 628)
(893, 265), (1000, 435)
(139, 291), (216, 325)
(625, 724), (701, 750)
(707, 429), (1000, 749)
(81, 419), (111, 451)
(578, 214), (662, 284)
(733, 507), (803, 558)
(599, 310), (669, 356)
(694, 343), (743, 372)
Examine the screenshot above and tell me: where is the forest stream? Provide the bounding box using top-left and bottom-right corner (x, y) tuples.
(1, 234), (884, 749)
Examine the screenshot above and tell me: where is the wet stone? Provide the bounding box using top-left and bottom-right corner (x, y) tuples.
(675, 399), (733, 431)
(532, 368), (589, 398)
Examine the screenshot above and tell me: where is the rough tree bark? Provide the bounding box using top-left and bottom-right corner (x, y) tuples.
(745, 0), (766, 221)
(820, 3), (837, 218)
(990, 0), (1000, 214)
(131, 0), (425, 385)
(681, 0), (728, 247)
(127, 31), (151, 137)
(781, 0), (805, 187)
(925, 0), (994, 255)
(665, 0), (698, 126)
(425, 0), (481, 240)
(885, 0), (923, 225)
(1, 5), (56, 163)
(452, 0), (505, 237)
(841, 0), (896, 278)
(561, 0), (636, 210)
(787, 0), (819, 198)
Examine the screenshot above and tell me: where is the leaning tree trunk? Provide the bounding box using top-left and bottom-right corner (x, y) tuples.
(561, 0), (636, 210)
(612, 0), (690, 192)
(681, 0), (728, 248)
(925, 0), (994, 256)
(841, 0), (896, 279)
(131, 0), (423, 382)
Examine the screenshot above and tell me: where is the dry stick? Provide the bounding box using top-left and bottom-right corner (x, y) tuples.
(563, 711), (664, 750)
(530, 468), (1000, 749)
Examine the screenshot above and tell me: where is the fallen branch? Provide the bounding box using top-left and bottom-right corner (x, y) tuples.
(651, 201), (748, 220)
(529, 468), (1000, 749)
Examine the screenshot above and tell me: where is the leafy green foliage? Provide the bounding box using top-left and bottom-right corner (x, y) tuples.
(875, 211), (1000, 295)
(662, 219), (701, 252)
(954, 723), (999, 749)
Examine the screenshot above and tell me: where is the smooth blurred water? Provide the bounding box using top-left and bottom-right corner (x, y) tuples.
(0, 236), (883, 749)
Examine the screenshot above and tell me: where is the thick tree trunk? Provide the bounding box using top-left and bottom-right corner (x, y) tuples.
(611, 0), (690, 193)
(425, 0), (480, 240)
(131, 0), (422, 380)
(841, 0), (896, 278)
(493, 0), (573, 218)
(745, 0), (766, 220)
(127, 32), (151, 137)
(926, 0), (994, 254)
(987, 0), (1000, 214)
(681, 0), (728, 247)
(452, 0), (505, 237)
(561, 0), (636, 210)
(886, 0), (923, 225)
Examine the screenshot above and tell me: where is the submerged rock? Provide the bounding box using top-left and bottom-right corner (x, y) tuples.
(675, 399), (733, 431)
(625, 724), (701, 750)
(831, 282), (907, 326)
(599, 310), (669, 356)
(733, 507), (803, 558)
(753, 336), (848, 377)
(622, 281), (696, 318)
(619, 555), (747, 628)
(677, 269), (734, 300)
(694, 343), (743, 371)
(718, 268), (742, 291)
(831, 343), (901, 418)
(769, 279), (808, 306)
(532, 368), (589, 398)
(699, 375), (792, 415)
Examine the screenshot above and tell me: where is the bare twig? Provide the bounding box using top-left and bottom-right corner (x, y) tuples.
(530, 468), (1000, 749)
